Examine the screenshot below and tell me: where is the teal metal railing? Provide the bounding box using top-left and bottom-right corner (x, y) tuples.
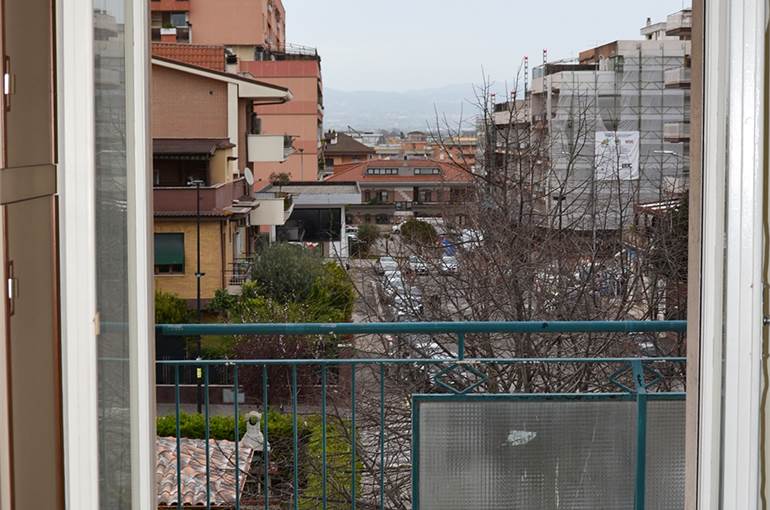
(156, 320), (686, 510)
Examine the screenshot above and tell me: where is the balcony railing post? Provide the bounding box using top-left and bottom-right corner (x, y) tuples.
(351, 364), (357, 510)
(321, 365), (328, 510)
(205, 366), (211, 510)
(379, 364), (385, 510)
(233, 365), (241, 510)
(457, 332), (465, 361)
(175, 365), (182, 510)
(263, 365), (270, 510)
(292, 365), (299, 510)
(632, 360), (647, 510)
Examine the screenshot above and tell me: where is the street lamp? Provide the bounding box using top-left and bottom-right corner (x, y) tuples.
(188, 177), (205, 413)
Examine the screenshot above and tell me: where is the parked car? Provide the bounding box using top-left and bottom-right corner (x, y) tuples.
(407, 255), (428, 274)
(460, 228), (484, 249)
(440, 255), (458, 273)
(376, 256), (399, 274)
(345, 225), (359, 240)
(391, 221), (406, 234)
(382, 270), (406, 297)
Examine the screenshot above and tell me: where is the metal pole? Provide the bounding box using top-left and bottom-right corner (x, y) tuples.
(196, 180), (202, 413)
(631, 360), (647, 509)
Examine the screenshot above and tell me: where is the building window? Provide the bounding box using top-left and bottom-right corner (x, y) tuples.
(154, 233), (185, 274)
(377, 191), (389, 203)
(418, 190), (433, 203)
(169, 12), (187, 27)
(414, 167), (441, 175)
(367, 167), (399, 175)
(375, 214), (389, 224)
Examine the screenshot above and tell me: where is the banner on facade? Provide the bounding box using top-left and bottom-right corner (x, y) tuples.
(594, 131), (640, 181)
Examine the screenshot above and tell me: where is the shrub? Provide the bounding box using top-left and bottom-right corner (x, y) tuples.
(251, 243), (324, 303)
(155, 291), (192, 324)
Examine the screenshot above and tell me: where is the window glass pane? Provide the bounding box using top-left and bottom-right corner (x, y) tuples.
(154, 233), (185, 266)
(94, 0), (131, 507)
(170, 12), (187, 27)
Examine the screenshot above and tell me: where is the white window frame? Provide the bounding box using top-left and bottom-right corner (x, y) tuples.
(58, 0), (154, 508)
(697, 0), (767, 508)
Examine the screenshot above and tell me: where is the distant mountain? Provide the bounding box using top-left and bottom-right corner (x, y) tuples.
(323, 83), (483, 133)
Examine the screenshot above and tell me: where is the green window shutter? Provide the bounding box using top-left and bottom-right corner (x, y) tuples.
(154, 233), (185, 266)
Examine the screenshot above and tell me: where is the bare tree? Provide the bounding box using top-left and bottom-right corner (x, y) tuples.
(325, 70), (689, 509)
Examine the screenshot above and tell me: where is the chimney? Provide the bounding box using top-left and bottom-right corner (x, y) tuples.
(241, 411), (268, 452)
(225, 51), (238, 74)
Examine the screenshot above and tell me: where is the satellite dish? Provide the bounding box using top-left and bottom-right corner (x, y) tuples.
(244, 168), (255, 186)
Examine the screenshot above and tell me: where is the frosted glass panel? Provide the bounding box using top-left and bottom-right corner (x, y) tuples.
(418, 400), (637, 510)
(646, 400), (686, 509)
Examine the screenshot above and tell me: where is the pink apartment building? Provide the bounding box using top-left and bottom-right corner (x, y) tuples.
(150, 0), (324, 184)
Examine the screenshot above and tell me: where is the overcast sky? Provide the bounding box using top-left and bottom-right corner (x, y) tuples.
(282, 0), (690, 92)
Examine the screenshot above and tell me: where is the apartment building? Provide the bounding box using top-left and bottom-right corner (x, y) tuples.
(240, 49), (324, 183)
(431, 135), (478, 170)
(526, 9), (692, 230)
(322, 131), (376, 175)
(325, 159), (473, 227)
(150, 0), (284, 50)
(149, 0), (324, 184)
(152, 56), (293, 303)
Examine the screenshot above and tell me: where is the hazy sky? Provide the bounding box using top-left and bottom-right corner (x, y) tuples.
(283, 0), (690, 92)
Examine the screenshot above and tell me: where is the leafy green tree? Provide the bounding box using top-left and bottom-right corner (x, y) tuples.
(400, 219), (438, 245)
(155, 291), (192, 324)
(251, 243), (324, 303)
(307, 262), (356, 322)
(356, 223), (380, 257)
(269, 171), (291, 192)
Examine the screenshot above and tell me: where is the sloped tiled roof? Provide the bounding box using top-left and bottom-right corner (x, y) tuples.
(156, 436), (255, 507)
(152, 42), (225, 72)
(325, 159), (472, 183)
(324, 133), (376, 155)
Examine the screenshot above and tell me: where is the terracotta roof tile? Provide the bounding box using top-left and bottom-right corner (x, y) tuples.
(152, 43), (225, 72)
(156, 436), (255, 507)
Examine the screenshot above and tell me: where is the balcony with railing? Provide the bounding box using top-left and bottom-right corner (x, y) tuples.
(665, 10), (693, 37)
(664, 66), (691, 89)
(149, 0), (190, 12)
(250, 192), (295, 226)
(248, 134), (296, 163)
(663, 121), (691, 142)
(155, 320), (686, 509)
(154, 178), (251, 215)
